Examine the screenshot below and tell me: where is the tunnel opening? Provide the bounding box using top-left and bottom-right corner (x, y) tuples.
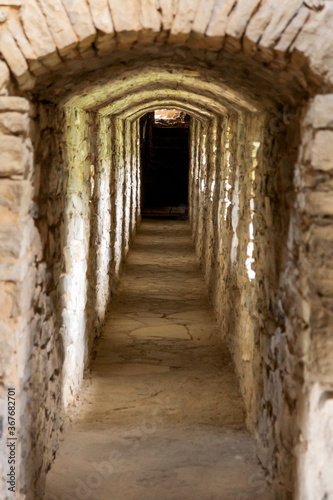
(32, 63), (302, 498)
(1, 3), (333, 499)
(141, 110), (190, 219)
(13, 64), (309, 499)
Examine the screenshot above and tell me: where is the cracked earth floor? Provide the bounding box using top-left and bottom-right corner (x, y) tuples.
(44, 220), (270, 500)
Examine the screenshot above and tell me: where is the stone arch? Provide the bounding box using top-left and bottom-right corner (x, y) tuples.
(1, 2), (333, 499)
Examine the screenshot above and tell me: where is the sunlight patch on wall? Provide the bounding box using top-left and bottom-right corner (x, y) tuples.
(245, 141), (260, 281)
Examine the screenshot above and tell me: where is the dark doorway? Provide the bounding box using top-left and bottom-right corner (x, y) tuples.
(140, 110), (189, 218)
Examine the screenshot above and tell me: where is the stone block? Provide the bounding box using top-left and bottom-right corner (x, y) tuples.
(274, 6), (310, 54)
(310, 298), (333, 329)
(0, 210), (34, 258)
(0, 281), (14, 319)
(6, 16), (44, 76)
(291, 5), (333, 82)
(12, 268), (36, 315)
(62, 0), (96, 47)
(308, 225), (333, 263)
(0, 255), (31, 282)
(310, 131), (333, 171)
(245, 0), (277, 45)
(87, 0), (114, 34)
(206, 0), (235, 48)
(0, 60), (10, 95)
(306, 95), (333, 129)
(170, 0), (200, 44)
(307, 191), (333, 217)
(0, 179), (32, 215)
(0, 97), (30, 113)
(0, 30), (28, 78)
(192, 0), (216, 37)
(157, 0), (176, 31)
(0, 135), (25, 177)
(311, 268), (333, 297)
(259, 0), (303, 49)
(0, 112), (29, 135)
(20, 0), (57, 58)
(310, 331), (333, 376)
(0, 321), (15, 378)
(108, 0), (141, 47)
(37, 0), (78, 55)
(138, 0), (161, 36)
(226, 0), (262, 39)
(17, 71), (37, 91)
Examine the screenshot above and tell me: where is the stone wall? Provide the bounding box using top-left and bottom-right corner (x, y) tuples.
(188, 107), (309, 497)
(0, 99), (142, 499)
(0, 93), (41, 499)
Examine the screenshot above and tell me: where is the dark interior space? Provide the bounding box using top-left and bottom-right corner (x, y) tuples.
(140, 110), (189, 217)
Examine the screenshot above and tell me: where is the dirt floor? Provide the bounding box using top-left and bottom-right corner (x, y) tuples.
(44, 220), (270, 500)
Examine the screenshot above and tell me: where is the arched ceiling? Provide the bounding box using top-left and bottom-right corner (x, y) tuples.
(98, 89), (228, 118)
(123, 101), (213, 122)
(62, 67), (263, 117)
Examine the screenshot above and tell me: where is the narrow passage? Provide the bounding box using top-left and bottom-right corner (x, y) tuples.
(45, 220), (268, 500)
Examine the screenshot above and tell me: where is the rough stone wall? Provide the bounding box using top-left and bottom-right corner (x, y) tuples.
(291, 95), (333, 499)
(86, 113), (112, 355)
(0, 94), (142, 498)
(189, 107), (304, 497)
(0, 94), (41, 500)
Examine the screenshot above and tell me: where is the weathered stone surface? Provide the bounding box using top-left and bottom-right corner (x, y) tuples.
(310, 131), (333, 171)
(37, 0), (78, 55)
(108, 0), (141, 47)
(0, 207), (34, 258)
(0, 111), (29, 135)
(191, 0), (216, 37)
(0, 97), (30, 113)
(311, 268), (333, 297)
(169, 0), (200, 43)
(0, 135), (25, 176)
(245, 0), (277, 44)
(226, 0), (261, 39)
(62, 0), (96, 47)
(138, 0), (161, 42)
(0, 179), (32, 215)
(6, 16), (40, 70)
(305, 95), (333, 129)
(158, 0), (177, 31)
(308, 191), (333, 216)
(291, 4), (333, 84)
(95, 32), (117, 53)
(0, 255), (31, 281)
(131, 324), (190, 339)
(0, 321), (14, 377)
(0, 281), (14, 319)
(0, 0), (22, 4)
(259, 0), (303, 49)
(274, 6), (310, 54)
(0, 60), (10, 94)
(0, 30), (28, 78)
(106, 362), (170, 375)
(87, 0), (114, 34)
(20, 0), (57, 58)
(205, 0), (236, 49)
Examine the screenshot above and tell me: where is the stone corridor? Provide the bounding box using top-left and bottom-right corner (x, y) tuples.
(2, 2), (333, 499)
(44, 220), (268, 500)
